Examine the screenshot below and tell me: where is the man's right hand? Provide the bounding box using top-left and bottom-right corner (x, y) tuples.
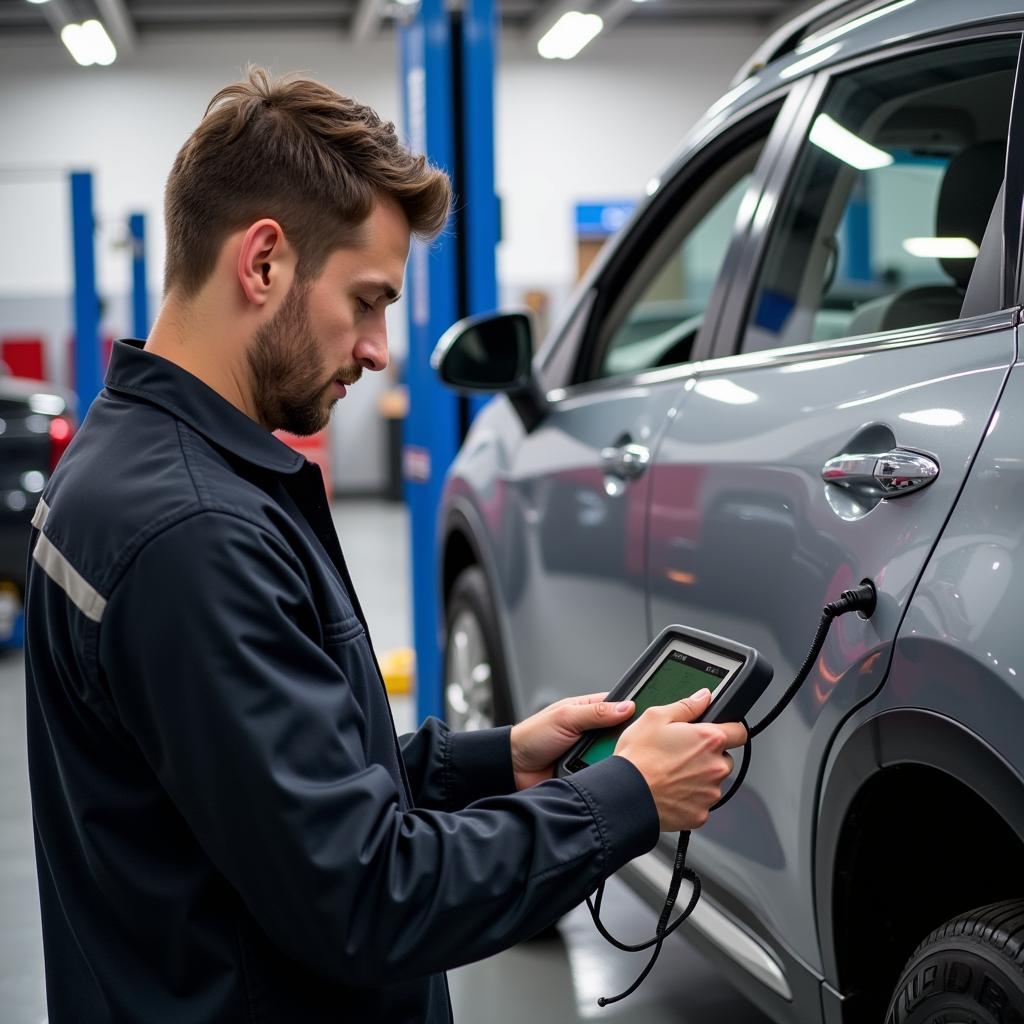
(613, 689), (747, 832)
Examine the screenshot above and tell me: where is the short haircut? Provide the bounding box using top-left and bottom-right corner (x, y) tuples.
(163, 66), (451, 297)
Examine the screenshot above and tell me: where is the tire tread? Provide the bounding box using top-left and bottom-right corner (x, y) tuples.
(886, 899), (1024, 1024)
(908, 898), (1024, 970)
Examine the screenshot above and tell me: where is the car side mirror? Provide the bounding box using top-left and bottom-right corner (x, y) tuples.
(431, 311), (534, 394)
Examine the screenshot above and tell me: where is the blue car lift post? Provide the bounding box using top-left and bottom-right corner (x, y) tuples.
(129, 212), (150, 339)
(399, 0), (500, 721)
(71, 171), (104, 413)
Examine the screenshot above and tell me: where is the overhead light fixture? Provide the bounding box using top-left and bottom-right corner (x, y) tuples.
(26, 0), (53, 4)
(902, 236), (979, 259)
(537, 12), (603, 60)
(809, 113), (893, 170)
(61, 19), (117, 66)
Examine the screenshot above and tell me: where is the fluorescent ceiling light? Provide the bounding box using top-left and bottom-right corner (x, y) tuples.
(797, 0), (916, 54)
(26, 0), (53, 4)
(82, 19), (117, 64)
(809, 114), (893, 170)
(902, 236), (979, 259)
(537, 12), (603, 60)
(61, 19), (117, 67)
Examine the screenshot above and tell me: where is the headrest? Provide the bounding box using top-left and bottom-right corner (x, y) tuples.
(937, 140), (1005, 288)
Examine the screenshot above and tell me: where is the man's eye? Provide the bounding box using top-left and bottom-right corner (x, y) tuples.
(357, 298), (372, 313)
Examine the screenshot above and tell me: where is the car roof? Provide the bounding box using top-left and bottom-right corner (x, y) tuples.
(737, 0), (1020, 85)
(667, 0), (1024, 177)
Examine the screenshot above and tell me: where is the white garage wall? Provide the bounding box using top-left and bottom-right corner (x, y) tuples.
(0, 22), (762, 489)
(496, 27), (764, 314)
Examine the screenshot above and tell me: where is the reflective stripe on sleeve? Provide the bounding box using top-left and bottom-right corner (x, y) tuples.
(32, 498), (50, 530)
(32, 527), (107, 623)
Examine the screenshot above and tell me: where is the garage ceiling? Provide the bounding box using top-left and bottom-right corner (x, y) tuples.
(0, 0), (814, 50)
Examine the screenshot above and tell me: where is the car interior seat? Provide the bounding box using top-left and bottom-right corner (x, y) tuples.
(845, 139), (1005, 336)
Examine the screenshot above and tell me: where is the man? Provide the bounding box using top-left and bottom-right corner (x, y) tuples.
(24, 68), (746, 1023)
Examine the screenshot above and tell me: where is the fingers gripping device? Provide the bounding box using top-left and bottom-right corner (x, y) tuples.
(557, 581), (878, 1006)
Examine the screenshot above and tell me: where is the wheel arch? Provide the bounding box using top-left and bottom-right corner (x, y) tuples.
(439, 497), (523, 717)
(816, 709), (1024, 1024)
(441, 514), (479, 611)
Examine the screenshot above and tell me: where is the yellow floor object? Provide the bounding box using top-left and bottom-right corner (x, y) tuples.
(379, 647), (414, 696)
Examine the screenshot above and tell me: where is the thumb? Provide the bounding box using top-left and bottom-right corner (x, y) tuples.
(671, 688), (712, 722)
(563, 699), (635, 733)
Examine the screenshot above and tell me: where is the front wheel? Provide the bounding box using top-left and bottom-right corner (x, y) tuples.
(885, 900), (1024, 1024)
(443, 566), (512, 731)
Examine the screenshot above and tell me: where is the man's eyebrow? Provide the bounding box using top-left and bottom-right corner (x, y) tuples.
(353, 279), (401, 302)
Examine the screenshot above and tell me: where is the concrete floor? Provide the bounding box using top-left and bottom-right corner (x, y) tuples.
(0, 499), (771, 1023)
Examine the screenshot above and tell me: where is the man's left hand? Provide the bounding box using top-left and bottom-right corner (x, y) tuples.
(509, 693), (635, 790)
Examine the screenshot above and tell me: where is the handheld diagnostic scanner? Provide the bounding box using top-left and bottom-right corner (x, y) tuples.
(559, 624), (773, 777)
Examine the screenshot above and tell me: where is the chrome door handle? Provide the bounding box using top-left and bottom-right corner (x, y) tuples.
(600, 442), (651, 480)
(822, 448), (939, 499)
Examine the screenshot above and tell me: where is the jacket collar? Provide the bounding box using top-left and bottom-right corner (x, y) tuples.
(104, 339), (305, 475)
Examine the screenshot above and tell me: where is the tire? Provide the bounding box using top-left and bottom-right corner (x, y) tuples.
(443, 566), (512, 730)
(885, 900), (1024, 1024)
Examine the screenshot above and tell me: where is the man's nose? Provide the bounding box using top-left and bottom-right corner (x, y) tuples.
(354, 327), (388, 373)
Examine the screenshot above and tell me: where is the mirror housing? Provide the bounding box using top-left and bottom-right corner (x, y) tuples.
(431, 311), (534, 392)
(431, 311), (544, 429)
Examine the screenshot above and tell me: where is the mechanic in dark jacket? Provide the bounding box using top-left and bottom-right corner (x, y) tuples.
(24, 69), (746, 1023)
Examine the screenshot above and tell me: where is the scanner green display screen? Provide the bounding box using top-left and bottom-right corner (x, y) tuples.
(577, 651), (731, 767)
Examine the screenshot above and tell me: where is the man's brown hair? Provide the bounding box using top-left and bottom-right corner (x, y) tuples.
(163, 66), (451, 297)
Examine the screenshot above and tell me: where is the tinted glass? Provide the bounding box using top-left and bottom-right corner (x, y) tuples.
(742, 39), (1017, 355)
(589, 134), (769, 381)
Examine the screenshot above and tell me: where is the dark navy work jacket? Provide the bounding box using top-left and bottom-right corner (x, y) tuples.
(24, 339), (658, 1023)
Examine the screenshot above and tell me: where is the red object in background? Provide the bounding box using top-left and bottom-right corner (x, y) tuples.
(49, 416), (74, 471)
(1, 336), (46, 380)
(276, 430), (332, 496)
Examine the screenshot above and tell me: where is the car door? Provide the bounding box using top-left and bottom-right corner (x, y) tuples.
(496, 88), (808, 716)
(642, 33), (1022, 975)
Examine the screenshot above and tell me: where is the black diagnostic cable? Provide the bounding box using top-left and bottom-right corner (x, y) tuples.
(588, 581), (877, 1007)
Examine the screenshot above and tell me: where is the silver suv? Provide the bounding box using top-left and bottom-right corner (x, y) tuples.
(435, 2), (1024, 1022)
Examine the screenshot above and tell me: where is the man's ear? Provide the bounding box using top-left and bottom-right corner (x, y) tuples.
(236, 219), (295, 308)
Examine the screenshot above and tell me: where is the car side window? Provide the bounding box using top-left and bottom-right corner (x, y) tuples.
(584, 131), (771, 382)
(741, 38), (1018, 355)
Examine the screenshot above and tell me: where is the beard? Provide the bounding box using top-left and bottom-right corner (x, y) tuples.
(247, 281), (360, 436)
